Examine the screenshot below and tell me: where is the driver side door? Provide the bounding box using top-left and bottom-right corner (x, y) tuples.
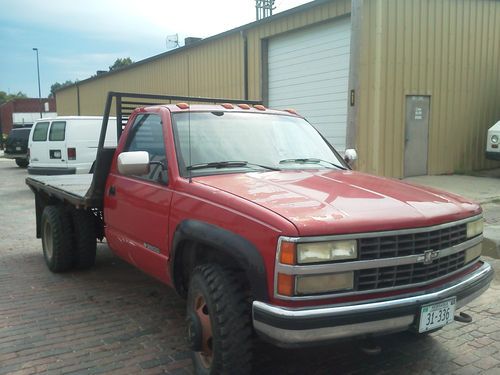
(105, 112), (173, 283)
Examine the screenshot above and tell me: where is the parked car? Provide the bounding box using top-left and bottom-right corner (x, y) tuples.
(27, 116), (117, 175)
(26, 92), (493, 375)
(4, 127), (32, 168)
(485, 120), (500, 160)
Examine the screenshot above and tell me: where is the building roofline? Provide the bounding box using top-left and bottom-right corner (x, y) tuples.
(55, 0), (333, 93)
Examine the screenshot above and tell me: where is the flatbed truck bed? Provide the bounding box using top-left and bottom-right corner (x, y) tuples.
(26, 174), (94, 208)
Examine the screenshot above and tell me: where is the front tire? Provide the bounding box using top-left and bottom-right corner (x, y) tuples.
(41, 206), (73, 272)
(186, 264), (252, 375)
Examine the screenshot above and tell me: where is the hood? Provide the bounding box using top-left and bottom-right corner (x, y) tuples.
(195, 170), (481, 236)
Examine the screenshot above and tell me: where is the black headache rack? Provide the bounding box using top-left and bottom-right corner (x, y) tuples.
(84, 92), (263, 208)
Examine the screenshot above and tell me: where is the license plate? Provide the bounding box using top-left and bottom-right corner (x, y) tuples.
(419, 297), (456, 333)
(16, 146), (21, 151)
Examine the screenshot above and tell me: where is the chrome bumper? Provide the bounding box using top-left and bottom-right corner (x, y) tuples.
(253, 261), (493, 347)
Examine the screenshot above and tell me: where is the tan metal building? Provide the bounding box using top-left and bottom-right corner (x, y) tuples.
(55, 0), (500, 178)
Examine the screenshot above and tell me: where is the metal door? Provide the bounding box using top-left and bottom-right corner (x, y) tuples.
(404, 96), (430, 177)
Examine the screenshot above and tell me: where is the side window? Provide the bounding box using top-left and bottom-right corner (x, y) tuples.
(49, 121), (66, 141)
(124, 114), (167, 183)
(32, 122), (49, 141)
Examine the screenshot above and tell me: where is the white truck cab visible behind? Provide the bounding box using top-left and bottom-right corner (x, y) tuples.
(486, 120), (500, 161)
(28, 116), (117, 175)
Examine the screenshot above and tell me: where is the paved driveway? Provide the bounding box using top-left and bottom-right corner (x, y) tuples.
(0, 159), (499, 374)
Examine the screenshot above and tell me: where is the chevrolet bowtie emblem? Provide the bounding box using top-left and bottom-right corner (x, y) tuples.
(419, 249), (440, 265)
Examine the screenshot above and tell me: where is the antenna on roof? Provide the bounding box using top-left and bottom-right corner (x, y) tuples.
(166, 34), (180, 50)
(255, 0), (275, 20)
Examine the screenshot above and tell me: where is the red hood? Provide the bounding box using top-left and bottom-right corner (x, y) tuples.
(194, 170), (481, 236)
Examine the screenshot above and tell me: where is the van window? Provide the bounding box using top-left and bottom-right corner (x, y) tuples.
(49, 121), (66, 141)
(32, 122), (49, 141)
(124, 114), (166, 183)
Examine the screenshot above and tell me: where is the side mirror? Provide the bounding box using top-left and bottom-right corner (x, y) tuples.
(344, 149), (358, 167)
(117, 151), (150, 176)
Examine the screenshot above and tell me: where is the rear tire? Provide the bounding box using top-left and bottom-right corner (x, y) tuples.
(15, 158), (28, 168)
(41, 205), (73, 272)
(71, 209), (97, 269)
(186, 264), (252, 375)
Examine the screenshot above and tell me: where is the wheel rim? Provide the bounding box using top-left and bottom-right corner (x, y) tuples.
(193, 294), (213, 368)
(43, 220), (53, 260)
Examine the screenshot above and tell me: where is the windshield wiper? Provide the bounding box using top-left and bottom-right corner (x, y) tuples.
(279, 158), (347, 170)
(186, 161), (280, 171)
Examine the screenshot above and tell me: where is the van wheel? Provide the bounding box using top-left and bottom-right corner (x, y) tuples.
(15, 158), (28, 168)
(71, 209), (97, 269)
(41, 206), (73, 272)
(186, 264), (252, 375)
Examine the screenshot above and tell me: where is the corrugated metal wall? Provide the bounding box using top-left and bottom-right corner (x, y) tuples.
(356, 0), (500, 177)
(55, 0), (350, 115)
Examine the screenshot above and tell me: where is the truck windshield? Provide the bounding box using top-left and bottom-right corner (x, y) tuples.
(171, 112), (346, 176)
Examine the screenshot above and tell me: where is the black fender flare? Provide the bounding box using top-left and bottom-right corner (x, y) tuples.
(170, 220), (269, 302)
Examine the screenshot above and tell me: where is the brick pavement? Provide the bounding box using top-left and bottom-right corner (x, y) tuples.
(0, 159), (499, 374)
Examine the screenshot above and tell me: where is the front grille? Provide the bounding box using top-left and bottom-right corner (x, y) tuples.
(358, 223), (467, 260)
(357, 251), (466, 291)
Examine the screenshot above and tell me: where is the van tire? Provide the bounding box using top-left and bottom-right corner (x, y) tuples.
(15, 158), (28, 168)
(186, 264), (252, 375)
(71, 209), (97, 269)
(41, 205), (73, 272)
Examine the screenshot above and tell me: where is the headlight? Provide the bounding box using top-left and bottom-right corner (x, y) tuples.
(296, 240), (357, 264)
(491, 135), (499, 144)
(466, 218), (483, 239)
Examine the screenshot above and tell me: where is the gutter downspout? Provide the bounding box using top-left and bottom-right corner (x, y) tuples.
(241, 30), (249, 101)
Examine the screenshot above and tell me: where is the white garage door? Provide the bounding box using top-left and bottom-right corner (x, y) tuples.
(268, 17), (351, 150)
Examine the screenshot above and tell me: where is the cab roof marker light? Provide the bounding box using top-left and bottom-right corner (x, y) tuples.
(254, 104), (266, 111)
(221, 103), (234, 109)
(237, 103), (251, 110)
(284, 108), (299, 115)
(176, 103), (190, 109)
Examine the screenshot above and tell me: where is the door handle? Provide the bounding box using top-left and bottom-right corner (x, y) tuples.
(109, 185), (116, 196)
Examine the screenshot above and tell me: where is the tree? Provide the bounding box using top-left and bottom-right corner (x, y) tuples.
(50, 80), (75, 97)
(109, 57), (133, 71)
(0, 91), (27, 105)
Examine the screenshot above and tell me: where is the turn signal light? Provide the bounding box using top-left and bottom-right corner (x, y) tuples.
(277, 273), (294, 296)
(279, 241), (296, 265)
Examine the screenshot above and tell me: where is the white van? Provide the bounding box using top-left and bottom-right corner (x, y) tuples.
(28, 116), (117, 175)
(485, 120), (500, 161)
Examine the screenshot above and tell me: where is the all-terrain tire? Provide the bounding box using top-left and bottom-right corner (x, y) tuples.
(41, 205), (73, 272)
(187, 264), (253, 375)
(15, 158), (28, 168)
(71, 209), (97, 269)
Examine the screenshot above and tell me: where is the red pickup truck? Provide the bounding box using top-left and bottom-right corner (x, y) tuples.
(27, 92), (493, 374)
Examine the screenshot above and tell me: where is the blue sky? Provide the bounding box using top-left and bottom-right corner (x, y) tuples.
(0, 0), (310, 98)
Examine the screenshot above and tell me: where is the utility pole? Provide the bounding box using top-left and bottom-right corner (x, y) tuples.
(32, 48), (42, 118)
